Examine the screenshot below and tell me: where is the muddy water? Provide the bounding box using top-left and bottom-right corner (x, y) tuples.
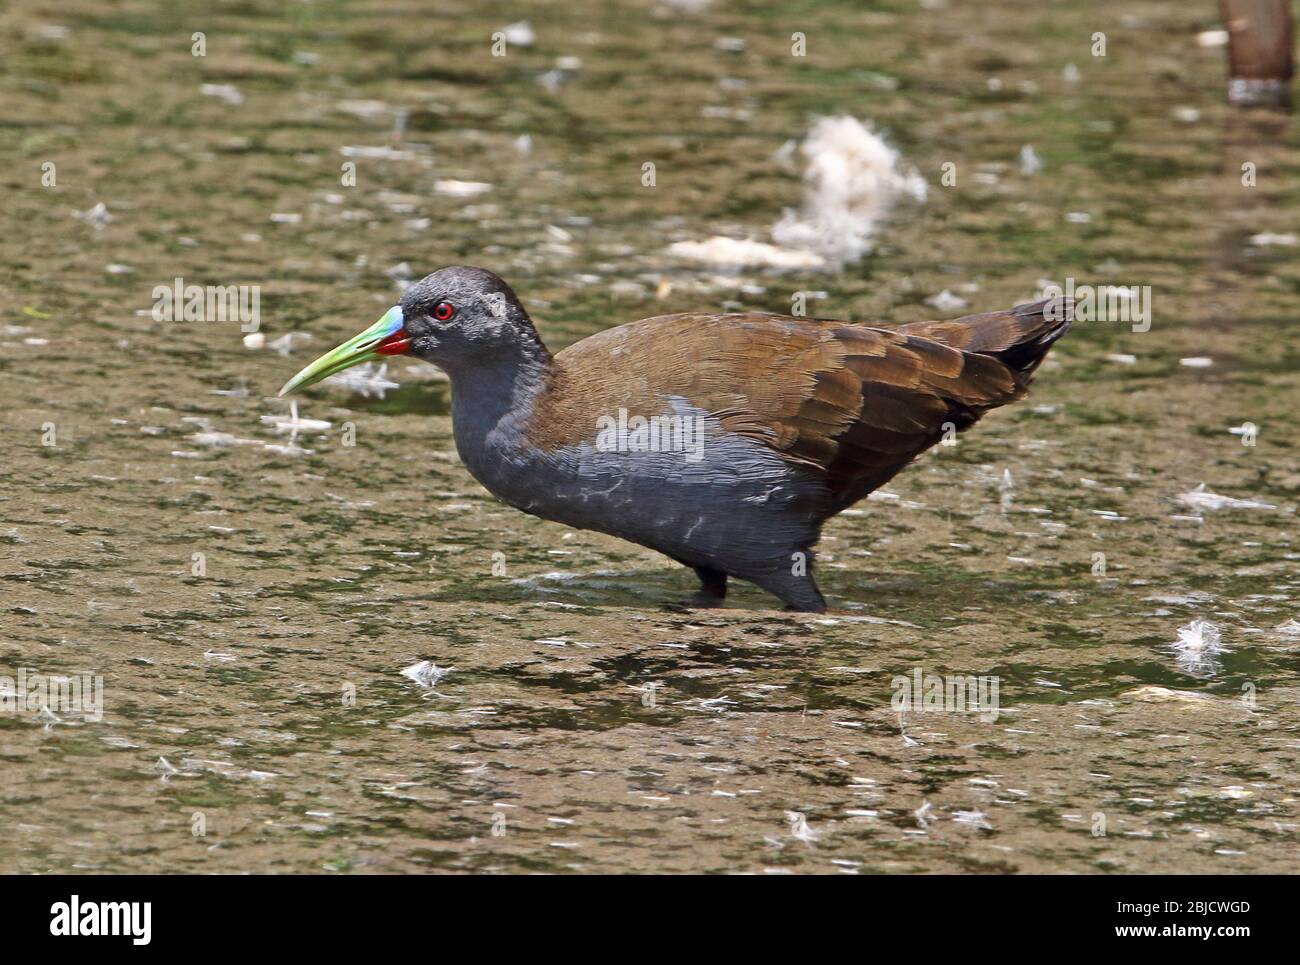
(2, 0), (1298, 873)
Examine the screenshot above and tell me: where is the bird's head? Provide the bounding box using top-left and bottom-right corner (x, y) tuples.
(279, 266), (543, 395)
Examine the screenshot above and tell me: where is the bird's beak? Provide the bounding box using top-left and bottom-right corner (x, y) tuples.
(278, 306), (409, 396)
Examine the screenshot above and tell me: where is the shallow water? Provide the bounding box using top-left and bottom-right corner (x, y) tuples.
(2, 0), (1298, 873)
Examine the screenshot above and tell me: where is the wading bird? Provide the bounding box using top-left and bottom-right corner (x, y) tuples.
(282, 267), (1071, 611)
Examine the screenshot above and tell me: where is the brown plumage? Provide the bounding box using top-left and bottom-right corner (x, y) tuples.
(526, 297), (1071, 512)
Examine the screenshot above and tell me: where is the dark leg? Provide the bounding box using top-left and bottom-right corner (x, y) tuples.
(767, 573), (827, 612)
(692, 565), (728, 601)
(675, 563), (727, 608)
(747, 550), (828, 612)
(781, 580), (827, 612)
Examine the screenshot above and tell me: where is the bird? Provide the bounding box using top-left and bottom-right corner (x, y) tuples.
(281, 266), (1072, 612)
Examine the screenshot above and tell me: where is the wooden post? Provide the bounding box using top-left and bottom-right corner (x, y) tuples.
(1219, 0), (1295, 107)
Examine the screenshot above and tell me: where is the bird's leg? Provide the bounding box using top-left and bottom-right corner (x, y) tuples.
(781, 582), (827, 613)
(749, 558), (828, 613)
(687, 564), (728, 607)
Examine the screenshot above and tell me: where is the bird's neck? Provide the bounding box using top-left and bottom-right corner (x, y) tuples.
(445, 336), (556, 494)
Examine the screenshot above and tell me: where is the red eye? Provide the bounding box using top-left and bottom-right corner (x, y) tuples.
(433, 302), (454, 321)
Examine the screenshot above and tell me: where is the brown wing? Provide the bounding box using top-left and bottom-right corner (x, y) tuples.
(529, 305), (1064, 508)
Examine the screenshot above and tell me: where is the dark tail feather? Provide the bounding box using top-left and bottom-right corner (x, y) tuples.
(896, 296), (1074, 379)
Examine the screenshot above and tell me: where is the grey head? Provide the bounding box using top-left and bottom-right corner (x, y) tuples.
(278, 265), (549, 398)
(399, 266), (548, 374)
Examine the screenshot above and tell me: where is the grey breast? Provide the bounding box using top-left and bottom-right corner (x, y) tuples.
(456, 394), (830, 574)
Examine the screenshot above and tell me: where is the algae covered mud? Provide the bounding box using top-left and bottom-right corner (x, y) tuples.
(2, 0), (1298, 874)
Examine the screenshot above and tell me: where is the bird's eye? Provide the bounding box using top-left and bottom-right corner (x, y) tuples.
(433, 302), (455, 321)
